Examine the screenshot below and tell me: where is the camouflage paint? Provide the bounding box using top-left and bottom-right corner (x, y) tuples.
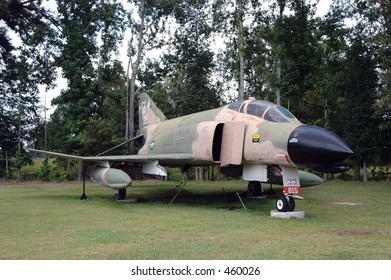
(139, 94), (303, 169)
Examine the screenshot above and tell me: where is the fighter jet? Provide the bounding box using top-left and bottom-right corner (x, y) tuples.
(30, 93), (353, 212)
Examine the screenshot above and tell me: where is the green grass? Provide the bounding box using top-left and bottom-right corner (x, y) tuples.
(0, 179), (390, 260)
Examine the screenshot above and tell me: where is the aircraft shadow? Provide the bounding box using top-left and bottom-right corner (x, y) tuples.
(122, 187), (281, 211)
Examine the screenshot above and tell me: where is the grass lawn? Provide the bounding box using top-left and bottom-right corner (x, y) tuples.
(0, 179), (390, 260)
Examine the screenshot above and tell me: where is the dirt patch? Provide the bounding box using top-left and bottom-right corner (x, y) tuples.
(338, 230), (383, 236)
(329, 201), (363, 206)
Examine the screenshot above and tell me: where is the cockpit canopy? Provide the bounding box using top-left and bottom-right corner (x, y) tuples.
(227, 99), (300, 124)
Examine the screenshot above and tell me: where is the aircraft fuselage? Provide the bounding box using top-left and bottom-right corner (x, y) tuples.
(138, 97), (352, 172)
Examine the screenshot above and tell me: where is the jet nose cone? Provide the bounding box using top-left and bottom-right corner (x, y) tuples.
(288, 125), (353, 168)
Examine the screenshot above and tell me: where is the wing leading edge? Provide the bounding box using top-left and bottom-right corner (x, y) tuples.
(29, 149), (194, 164)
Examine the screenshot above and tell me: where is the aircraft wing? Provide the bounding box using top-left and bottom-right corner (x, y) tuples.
(29, 149), (194, 164)
(30, 149), (85, 161)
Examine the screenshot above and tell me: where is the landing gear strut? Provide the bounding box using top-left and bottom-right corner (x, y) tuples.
(80, 160), (87, 200)
(247, 181), (263, 196)
(276, 196), (296, 212)
(115, 189), (127, 200)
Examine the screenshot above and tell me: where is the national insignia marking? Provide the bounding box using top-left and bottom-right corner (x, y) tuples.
(149, 140), (156, 150)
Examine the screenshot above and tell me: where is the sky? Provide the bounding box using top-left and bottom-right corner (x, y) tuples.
(38, 0), (333, 118)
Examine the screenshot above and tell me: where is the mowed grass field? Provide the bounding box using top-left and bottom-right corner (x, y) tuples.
(0, 179), (390, 260)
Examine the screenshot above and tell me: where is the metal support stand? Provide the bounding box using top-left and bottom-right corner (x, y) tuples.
(80, 161), (87, 200)
(236, 192), (247, 211)
(170, 173), (187, 204)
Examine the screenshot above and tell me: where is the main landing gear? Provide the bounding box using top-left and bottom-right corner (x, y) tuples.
(276, 196), (296, 212)
(115, 189), (127, 200)
(247, 181), (263, 196)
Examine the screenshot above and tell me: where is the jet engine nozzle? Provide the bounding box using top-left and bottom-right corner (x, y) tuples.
(287, 125), (353, 169)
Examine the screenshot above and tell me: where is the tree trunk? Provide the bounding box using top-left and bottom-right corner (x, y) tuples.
(78, 161), (83, 181)
(237, 0), (244, 101)
(276, 0), (285, 105)
(195, 167), (203, 181)
(126, 0), (146, 153)
(126, 69), (136, 151)
(17, 105), (22, 181)
(276, 58), (282, 105)
(5, 150), (10, 179)
(363, 159), (368, 182)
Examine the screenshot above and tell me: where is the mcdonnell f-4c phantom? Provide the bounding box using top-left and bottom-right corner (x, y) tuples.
(30, 93), (353, 212)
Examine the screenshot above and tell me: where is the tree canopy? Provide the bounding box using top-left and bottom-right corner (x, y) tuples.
(1, 0), (58, 178)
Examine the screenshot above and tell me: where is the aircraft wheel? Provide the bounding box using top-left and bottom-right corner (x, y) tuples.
(276, 196), (289, 212)
(288, 197), (296, 212)
(247, 181), (263, 196)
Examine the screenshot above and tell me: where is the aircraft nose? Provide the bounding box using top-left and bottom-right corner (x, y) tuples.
(287, 125), (353, 168)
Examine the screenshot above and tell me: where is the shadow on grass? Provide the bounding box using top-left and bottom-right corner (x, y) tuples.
(16, 180), (284, 213)
(114, 186), (282, 213)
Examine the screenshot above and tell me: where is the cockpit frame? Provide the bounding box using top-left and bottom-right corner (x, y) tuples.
(227, 99), (300, 124)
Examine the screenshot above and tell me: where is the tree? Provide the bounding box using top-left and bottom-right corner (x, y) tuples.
(274, 0), (319, 120)
(0, 0), (58, 178)
(138, 59), (177, 118)
(125, 0), (175, 149)
(0, 109), (17, 178)
(0, 0), (59, 61)
(366, 0), (391, 164)
(11, 55), (49, 179)
(306, 3), (350, 132)
(51, 0), (126, 156)
(336, 0), (391, 174)
(237, 0), (245, 101)
(213, 0), (251, 101)
(164, 0), (222, 116)
(274, 0), (287, 105)
(343, 32), (379, 181)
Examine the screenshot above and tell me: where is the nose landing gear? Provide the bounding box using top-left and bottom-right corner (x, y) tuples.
(276, 195), (299, 212)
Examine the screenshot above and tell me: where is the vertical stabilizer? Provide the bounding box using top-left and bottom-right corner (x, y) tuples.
(138, 93), (167, 128)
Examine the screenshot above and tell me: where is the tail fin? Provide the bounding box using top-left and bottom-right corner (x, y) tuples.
(138, 92), (167, 128)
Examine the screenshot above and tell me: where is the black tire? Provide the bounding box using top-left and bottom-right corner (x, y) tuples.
(276, 196), (289, 212)
(247, 181), (263, 196)
(288, 197), (296, 212)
